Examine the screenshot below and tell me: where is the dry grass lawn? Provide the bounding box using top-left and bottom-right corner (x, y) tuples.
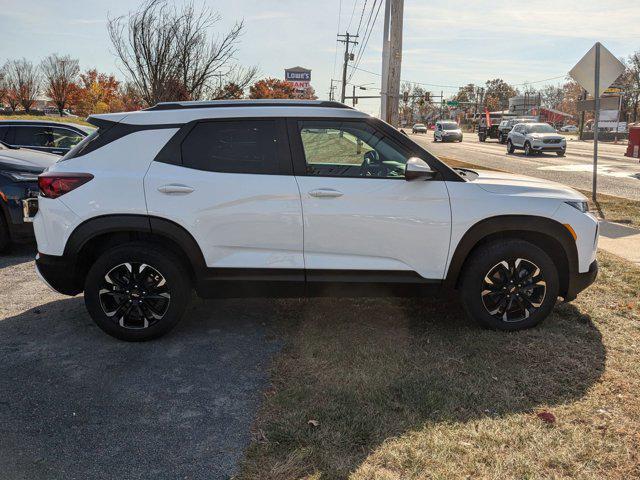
(239, 251), (639, 479)
(441, 157), (640, 229)
(0, 114), (93, 128)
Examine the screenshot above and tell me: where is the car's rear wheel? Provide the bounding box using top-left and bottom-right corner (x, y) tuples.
(460, 239), (559, 331)
(507, 140), (515, 154)
(84, 242), (191, 341)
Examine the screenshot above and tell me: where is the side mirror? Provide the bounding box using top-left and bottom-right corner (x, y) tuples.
(405, 157), (436, 181)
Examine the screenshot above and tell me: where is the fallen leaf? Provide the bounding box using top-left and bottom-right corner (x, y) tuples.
(308, 419), (319, 427)
(537, 411), (556, 424)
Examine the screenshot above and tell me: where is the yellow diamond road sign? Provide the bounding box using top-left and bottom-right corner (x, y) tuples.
(569, 43), (625, 98)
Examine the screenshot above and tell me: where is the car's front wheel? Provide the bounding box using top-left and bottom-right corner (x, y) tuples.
(507, 140), (515, 154)
(0, 215), (9, 253)
(524, 142), (533, 156)
(556, 150), (565, 157)
(84, 242), (192, 341)
(460, 239), (559, 331)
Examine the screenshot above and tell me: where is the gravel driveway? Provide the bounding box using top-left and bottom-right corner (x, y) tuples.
(0, 246), (282, 480)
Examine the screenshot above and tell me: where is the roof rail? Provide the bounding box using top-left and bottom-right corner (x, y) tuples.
(144, 99), (353, 111)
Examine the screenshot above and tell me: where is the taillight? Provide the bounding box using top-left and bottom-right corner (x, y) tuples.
(38, 173), (94, 199)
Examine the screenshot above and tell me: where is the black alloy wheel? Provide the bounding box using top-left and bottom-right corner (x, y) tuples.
(481, 258), (546, 323)
(99, 262), (171, 330)
(524, 142), (533, 156)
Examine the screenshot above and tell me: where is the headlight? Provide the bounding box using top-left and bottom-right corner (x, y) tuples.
(565, 200), (589, 213)
(0, 170), (39, 182)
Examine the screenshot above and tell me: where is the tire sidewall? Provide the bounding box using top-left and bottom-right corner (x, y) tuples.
(460, 240), (559, 331)
(84, 243), (191, 341)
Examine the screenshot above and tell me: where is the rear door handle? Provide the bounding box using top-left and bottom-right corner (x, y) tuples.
(309, 188), (343, 198)
(158, 184), (194, 195)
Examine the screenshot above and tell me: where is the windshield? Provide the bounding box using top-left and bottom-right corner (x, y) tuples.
(442, 122), (458, 130)
(414, 124), (425, 128)
(527, 124), (556, 134)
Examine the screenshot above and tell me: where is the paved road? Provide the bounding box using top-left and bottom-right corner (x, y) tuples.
(410, 131), (640, 200)
(0, 246), (283, 480)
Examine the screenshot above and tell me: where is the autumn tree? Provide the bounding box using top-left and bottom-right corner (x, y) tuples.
(108, 0), (255, 106)
(483, 78), (517, 111)
(0, 69), (7, 109)
(623, 51), (640, 122)
(40, 54), (80, 116)
(74, 69), (120, 116)
(4, 58), (40, 113)
(248, 78), (296, 99)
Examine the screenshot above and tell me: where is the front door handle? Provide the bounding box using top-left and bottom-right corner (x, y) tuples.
(158, 184), (194, 195)
(309, 188), (343, 198)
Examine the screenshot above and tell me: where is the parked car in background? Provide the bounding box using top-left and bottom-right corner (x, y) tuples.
(560, 125), (579, 133)
(507, 123), (566, 156)
(0, 141), (57, 251)
(412, 123), (427, 134)
(0, 120), (90, 156)
(498, 117), (537, 144)
(33, 100), (597, 341)
(434, 121), (463, 142)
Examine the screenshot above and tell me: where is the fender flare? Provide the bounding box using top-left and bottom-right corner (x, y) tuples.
(64, 214), (207, 277)
(444, 215), (578, 289)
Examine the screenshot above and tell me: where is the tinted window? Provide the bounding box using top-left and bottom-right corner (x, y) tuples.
(181, 120), (279, 174)
(441, 122), (458, 130)
(14, 126), (55, 147)
(298, 120), (409, 178)
(51, 127), (84, 149)
(0, 127), (10, 142)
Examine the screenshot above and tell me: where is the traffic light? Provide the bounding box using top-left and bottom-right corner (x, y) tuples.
(403, 91), (409, 102)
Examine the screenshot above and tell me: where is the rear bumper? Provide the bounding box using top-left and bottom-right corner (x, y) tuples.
(564, 260), (598, 301)
(35, 253), (82, 296)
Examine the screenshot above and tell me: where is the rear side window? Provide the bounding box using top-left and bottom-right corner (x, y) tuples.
(14, 126), (54, 147)
(181, 120), (279, 174)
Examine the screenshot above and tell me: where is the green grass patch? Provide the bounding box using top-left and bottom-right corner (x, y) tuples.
(0, 114), (92, 128)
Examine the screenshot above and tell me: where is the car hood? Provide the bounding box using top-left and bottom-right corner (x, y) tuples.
(443, 129), (462, 134)
(469, 169), (585, 200)
(0, 147), (58, 173)
(529, 133), (564, 140)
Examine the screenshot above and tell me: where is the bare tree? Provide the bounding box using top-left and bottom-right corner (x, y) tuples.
(0, 68), (7, 109)
(108, 0), (255, 106)
(210, 65), (258, 99)
(40, 54), (80, 116)
(4, 59), (40, 113)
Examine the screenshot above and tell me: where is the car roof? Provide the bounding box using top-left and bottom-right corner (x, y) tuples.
(90, 100), (370, 126)
(0, 119), (87, 131)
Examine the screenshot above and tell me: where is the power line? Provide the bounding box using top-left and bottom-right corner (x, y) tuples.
(350, 65), (569, 91)
(332, 0), (343, 80)
(346, 0), (359, 33)
(354, 0), (368, 37)
(347, 0), (382, 83)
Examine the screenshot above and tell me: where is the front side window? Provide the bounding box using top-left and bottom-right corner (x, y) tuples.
(181, 120), (279, 174)
(51, 128), (84, 149)
(298, 120), (409, 178)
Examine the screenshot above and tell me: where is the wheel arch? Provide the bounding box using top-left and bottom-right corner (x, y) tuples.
(65, 214), (207, 289)
(444, 215), (578, 298)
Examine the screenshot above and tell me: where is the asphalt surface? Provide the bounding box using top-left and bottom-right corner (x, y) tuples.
(411, 131), (640, 200)
(0, 245), (283, 480)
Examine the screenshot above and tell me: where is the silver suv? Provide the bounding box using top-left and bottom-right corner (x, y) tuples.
(507, 123), (566, 157)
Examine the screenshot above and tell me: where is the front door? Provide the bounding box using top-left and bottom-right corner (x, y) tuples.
(289, 119), (451, 280)
(144, 119), (304, 277)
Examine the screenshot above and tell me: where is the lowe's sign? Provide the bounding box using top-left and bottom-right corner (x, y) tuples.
(285, 68), (311, 82)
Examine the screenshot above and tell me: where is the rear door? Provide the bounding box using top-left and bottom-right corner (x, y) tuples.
(288, 118), (451, 280)
(144, 118), (304, 277)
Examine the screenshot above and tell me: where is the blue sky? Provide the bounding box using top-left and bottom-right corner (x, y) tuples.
(1, 0), (638, 115)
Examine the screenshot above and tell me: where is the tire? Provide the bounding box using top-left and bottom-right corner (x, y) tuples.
(556, 150), (565, 157)
(0, 214), (10, 253)
(84, 242), (192, 341)
(507, 140), (515, 154)
(459, 239), (559, 331)
(524, 142), (533, 156)
(479, 134), (486, 142)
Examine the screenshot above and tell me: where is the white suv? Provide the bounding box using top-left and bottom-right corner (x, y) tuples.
(507, 122), (567, 156)
(32, 100), (598, 341)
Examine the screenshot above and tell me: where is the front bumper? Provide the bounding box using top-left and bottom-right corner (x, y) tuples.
(443, 134), (462, 141)
(564, 260), (598, 301)
(35, 253), (82, 296)
(532, 143), (566, 152)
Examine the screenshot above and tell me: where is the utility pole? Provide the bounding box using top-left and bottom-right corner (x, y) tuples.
(337, 33), (358, 104)
(380, 0), (404, 125)
(593, 42), (601, 202)
(328, 79), (337, 101)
